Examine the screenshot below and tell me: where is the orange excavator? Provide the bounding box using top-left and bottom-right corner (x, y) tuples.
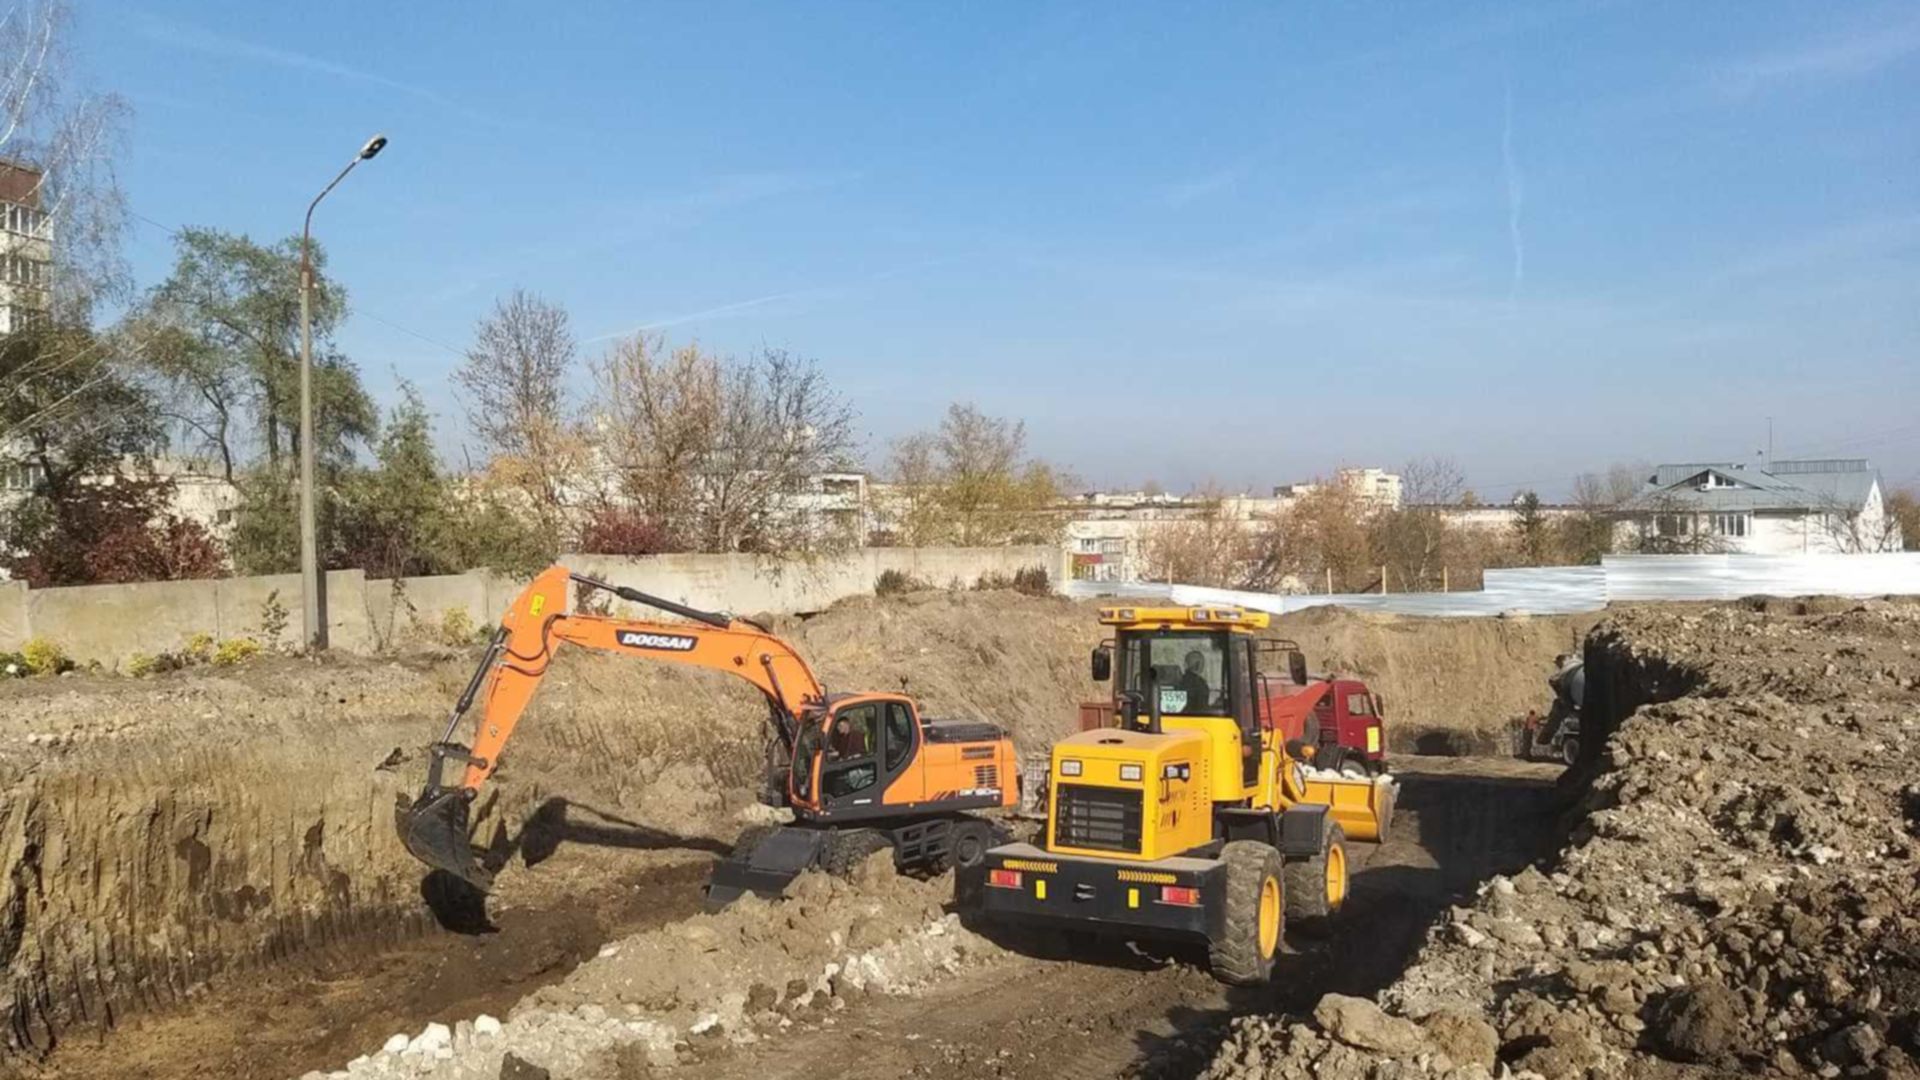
(398, 565), (1020, 908)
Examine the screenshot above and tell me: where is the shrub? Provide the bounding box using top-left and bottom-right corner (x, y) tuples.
(182, 631), (216, 664)
(0, 652), (27, 678)
(126, 653), (158, 677)
(1012, 566), (1052, 597)
(578, 505), (682, 556)
(257, 590), (291, 649)
(212, 638), (261, 666)
(21, 637), (71, 676)
(440, 607), (478, 647)
(875, 569), (932, 597)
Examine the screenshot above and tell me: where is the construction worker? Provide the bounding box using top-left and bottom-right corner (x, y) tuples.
(1178, 649), (1212, 713)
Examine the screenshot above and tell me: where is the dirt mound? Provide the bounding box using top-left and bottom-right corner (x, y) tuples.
(1204, 598), (1920, 1079)
(304, 859), (1005, 1079)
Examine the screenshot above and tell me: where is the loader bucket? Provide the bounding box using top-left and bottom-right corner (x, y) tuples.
(398, 788), (495, 891)
(1301, 772), (1397, 843)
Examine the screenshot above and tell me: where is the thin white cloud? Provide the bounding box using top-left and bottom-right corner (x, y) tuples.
(1714, 14), (1920, 95)
(583, 255), (962, 343)
(126, 11), (499, 127)
(1162, 169), (1239, 208)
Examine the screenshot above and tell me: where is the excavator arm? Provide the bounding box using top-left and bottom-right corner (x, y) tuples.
(398, 564), (828, 889)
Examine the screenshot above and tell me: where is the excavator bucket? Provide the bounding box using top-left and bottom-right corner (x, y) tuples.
(398, 788), (495, 891)
(702, 826), (829, 911)
(1301, 772), (1398, 843)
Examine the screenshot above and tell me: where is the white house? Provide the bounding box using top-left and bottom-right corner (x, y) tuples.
(1620, 459), (1900, 555)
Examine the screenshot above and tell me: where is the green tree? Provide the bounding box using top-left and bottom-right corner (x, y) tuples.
(333, 387), (462, 578)
(134, 227), (375, 474)
(1511, 490), (1556, 565)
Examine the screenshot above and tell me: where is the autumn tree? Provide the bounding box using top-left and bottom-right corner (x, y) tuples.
(884, 404), (1069, 546)
(456, 289), (585, 527)
(590, 337), (857, 554)
(1558, 463), (1641, 564)
(1367, 457), (1466, 591)
(1255, 482), (1371, 593)
(1140, 490), (1261, 587)
(1888, 488), (1919, 552)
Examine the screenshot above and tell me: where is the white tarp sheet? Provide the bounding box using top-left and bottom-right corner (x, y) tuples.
(1064, 553), (1920, 618)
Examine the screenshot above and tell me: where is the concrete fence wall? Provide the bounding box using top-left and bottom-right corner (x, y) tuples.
(0, 545), (1068, 665)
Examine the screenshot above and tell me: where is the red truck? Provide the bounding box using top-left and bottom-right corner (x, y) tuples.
(1076, 639), (1389, 776)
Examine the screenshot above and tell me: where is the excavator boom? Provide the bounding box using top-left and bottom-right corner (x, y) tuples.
(398, 564), (826, 890)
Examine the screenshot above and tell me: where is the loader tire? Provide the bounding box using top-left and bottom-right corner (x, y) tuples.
(1283, 819), (1349, 923)
(821, 829), (894, 878)
(1209, 841), (1285, 986)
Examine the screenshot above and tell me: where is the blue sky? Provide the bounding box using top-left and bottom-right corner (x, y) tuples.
(83, 2), (1920, 496)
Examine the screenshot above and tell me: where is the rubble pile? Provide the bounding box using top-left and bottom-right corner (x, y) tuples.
(304, 855), (1007, 1080)
(1206, 600), (1920, 1079)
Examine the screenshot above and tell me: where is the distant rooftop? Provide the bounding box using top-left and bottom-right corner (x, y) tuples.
(1631, 459), (1880, 513)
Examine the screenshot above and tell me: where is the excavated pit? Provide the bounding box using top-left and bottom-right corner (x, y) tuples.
(0, 592), (1598, 1077)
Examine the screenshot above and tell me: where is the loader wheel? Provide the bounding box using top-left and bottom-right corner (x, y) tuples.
(1209, 841), (1285, 986)
(1283, 819), (1349, 922)
(821, 829), (894, 877)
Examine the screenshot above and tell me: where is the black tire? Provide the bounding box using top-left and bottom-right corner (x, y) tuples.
(1560, 734), (1580, 768)
(1316, 745), (1349, 774)
(821, 828), (894, 877)
(1283, 820), (1349, 922)
(944, 818), (998, 872)
(1208, 841), (1285, 986)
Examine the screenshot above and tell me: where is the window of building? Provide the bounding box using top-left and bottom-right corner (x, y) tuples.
(1654, 514), (1693, 537)
(1708, 512), (1749, 538)
(1099, 539), (1126, 557)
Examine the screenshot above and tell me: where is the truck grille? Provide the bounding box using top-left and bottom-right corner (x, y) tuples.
(1054, 784), (1143, 854)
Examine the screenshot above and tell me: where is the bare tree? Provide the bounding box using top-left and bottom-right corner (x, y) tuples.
(1400, 456), (1466, 506)
(1140, 489), (1261, 588)
(1815, 490), (1905, 554)
(457, 289), (582, 523)
(0, 0), (130, 324)
(590, 338), (856, 554)
(700, 348), (857, 553)
(1888, 488), (1919, 552)
(0, 0), (132, 452)
(591, 335), (717, 545)
(1559, 461), (1645, 563)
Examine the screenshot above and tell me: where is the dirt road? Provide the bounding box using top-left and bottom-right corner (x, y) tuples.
(678, 756), (1565, 1080)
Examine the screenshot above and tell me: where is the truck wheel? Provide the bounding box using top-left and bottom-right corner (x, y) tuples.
(821, 829), (893, 877)
(1209, 841), (1285, 986)
(1284, 820), (1349, 922)
(1560, 734), (1580, 768)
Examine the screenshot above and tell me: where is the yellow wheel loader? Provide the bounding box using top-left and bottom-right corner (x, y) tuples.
(959, 605), (1396, 985)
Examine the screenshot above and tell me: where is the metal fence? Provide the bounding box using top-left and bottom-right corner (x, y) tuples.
(1063, 553), (1920, 618)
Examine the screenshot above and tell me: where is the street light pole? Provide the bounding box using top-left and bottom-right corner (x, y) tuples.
(299, 133), (387, 651)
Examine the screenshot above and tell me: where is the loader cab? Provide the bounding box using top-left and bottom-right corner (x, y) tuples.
(788, 694), (922, 815)
(1092, 606), (1301, 798)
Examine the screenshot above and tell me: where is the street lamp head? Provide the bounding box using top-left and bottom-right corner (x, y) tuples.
(359, 134), (388, 160)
